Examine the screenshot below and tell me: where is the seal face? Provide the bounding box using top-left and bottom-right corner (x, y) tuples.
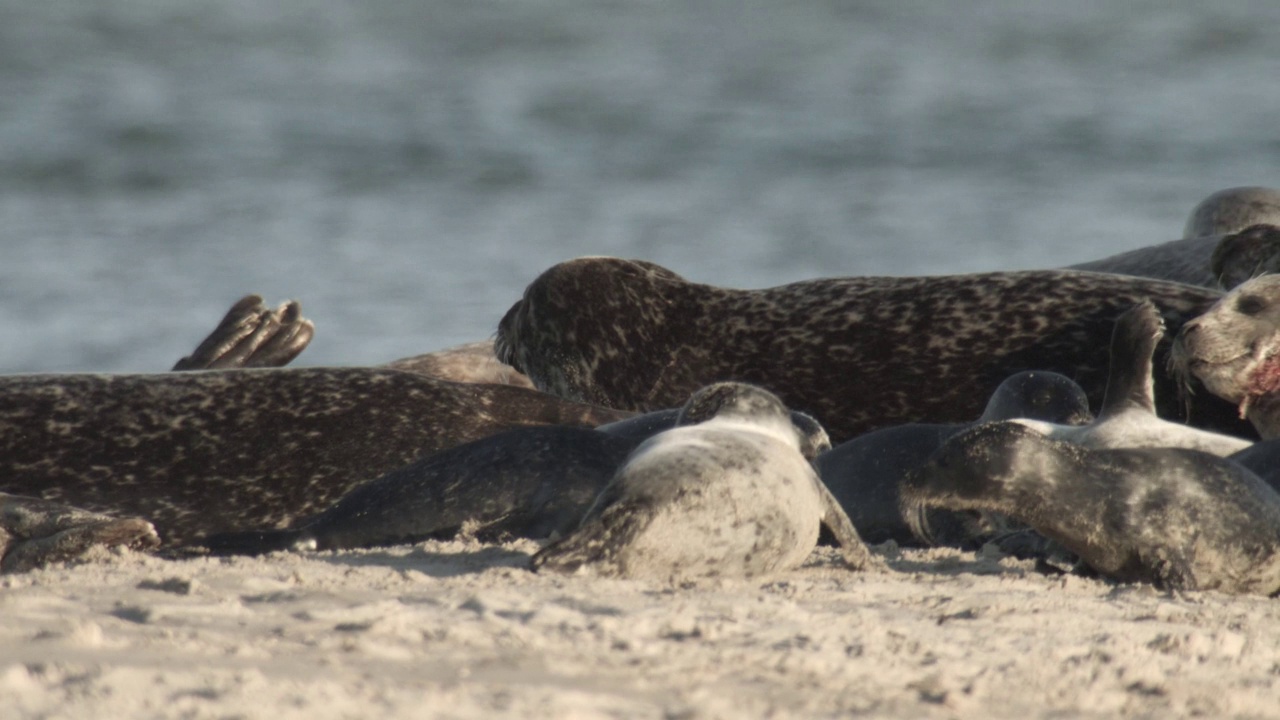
(1172, 274), (1280, 439)
(817, 370), (1092, 547)
(1015, 301), (1252, 456)
(0, 369), (631, 546)
(497, 257), (1243, 442)
(902, 421), (1280, 595)
(531, 383), (871, 581)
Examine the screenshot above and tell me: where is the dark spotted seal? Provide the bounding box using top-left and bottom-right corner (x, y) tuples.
(1210, 224), (1280, 291)
(495, 257), (1247, 442)
(1068, 186), (1280, 288)
(816, 370), (1092, 546)
(195, 407), (831, 555)
(531, 383), (872, 580)
(0, 369), (631, 546)
(1014, 300), (1251, 456)
(901, 421), (1280, 595)
(1172, 274), (1280, 439)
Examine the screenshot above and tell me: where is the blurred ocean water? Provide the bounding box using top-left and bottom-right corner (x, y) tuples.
(0, 0), (1277, 372)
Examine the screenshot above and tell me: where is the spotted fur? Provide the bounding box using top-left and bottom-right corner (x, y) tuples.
(496, 257), (1245, 442)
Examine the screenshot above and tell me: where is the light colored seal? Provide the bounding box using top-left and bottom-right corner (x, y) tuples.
(816, 370), (1092, 547)
(1067, 186), (1280, 288)
(901, 421), (1280, 595)
(1171, 274), (1280, 439)
(1013, 300), (1252, 456)
(495, 257), (1247, 443)
(531, 383), (872, 581)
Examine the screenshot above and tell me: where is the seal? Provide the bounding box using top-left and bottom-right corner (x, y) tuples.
(901, 421), (1280, 595)
(531, 383), (873, 581)
(495, 257), (1247, 442)
(816, 370), (1092, 546)
(195, 404), (833, 555)
(1067, 186), (1280, 288)
(173, 295), (315, 371)
(0, 492), (159, 573)
(0, 368), (632, 546)
(1013, 300), (1252, 456)
(1171, 274), (1280, 439)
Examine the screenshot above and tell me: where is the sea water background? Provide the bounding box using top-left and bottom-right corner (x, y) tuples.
(1, 1), (1278, 373)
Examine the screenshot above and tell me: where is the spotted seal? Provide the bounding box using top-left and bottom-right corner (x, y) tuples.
(531, 383), (872, 580)
(1067, 186), (1280, 288)
(1210, 224), (1280, 291)
(495, 257), (1248, 442)
(0, 368), (632, 547)
(901, 421), (1280, 595)
(1013, 300), (1252, 456)
(195, 407), (830, 555)
(1172, 274), (1280, 440)
(816, 370), (1092, 547)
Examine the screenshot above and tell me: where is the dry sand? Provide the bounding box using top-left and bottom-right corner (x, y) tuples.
(2, 540), (1279, 719)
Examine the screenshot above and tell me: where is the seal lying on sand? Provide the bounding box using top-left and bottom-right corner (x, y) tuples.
(1172, 274), (1280, 440)
(496, 257), (1247, 442)
(0, 493), (159, 573)
(531, 383), (872, 581)
(816, 370), (1092, 546)
(1068, 186), (1280, 288)
(902, 421), (1280, 595)
(0, 369), (631, 547)
(1013, 300), (1251, 456)
(195, 407), (829, 555)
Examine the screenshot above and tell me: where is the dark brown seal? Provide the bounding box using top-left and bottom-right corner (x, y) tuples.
(0, 369), (630, 546)
(495, 257), (1247, 442)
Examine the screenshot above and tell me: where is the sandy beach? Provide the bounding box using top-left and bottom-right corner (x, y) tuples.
(3, 540), (1278, 719)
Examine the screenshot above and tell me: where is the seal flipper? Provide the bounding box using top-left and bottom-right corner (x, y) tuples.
(1097, 300), (1163, 417)
(813, 479), (873, 570)
(529, 485), (657, 575)
(0, 493), (159, 573)
(173, 295), (315, 371)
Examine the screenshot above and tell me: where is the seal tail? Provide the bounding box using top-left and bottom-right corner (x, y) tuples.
(194, 528), (316, 556)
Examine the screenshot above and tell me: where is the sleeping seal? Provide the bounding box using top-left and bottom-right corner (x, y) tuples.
(496, 257), (1246, 442)
(816, 370), (1092, 546)
(196, 407), (830, 556)
(531, 383), (872, 581)
(901, 421), (1280, 595)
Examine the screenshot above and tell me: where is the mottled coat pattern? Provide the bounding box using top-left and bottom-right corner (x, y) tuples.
(0, 368), (629, 545)
(497, 258), (1245, 442)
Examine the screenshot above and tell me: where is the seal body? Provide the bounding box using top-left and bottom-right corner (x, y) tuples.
(1067, 187), (1280, 288)
(817, 370), (1091, 546)
(200, 399), (836, 555)
(497, 258), (1244, 442)
(1172, 274), (1280, 439)
(0, 368), (629, 545)
(531, 383), (871, 581)
(903, 422), (1280, 595)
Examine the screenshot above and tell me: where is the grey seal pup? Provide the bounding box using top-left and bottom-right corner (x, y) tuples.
(531, 383), (872, 581)
(1068, 186), (1280, 288)
(902, 421), (1280, 595)
(197, 408), (830, 556)
(496, 257), (1247, 442)
(1172, 274), (1280, 439)
(816, 370), (1092, 547)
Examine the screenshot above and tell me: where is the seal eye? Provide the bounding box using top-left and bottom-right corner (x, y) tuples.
(1236, 295), (1268, 316)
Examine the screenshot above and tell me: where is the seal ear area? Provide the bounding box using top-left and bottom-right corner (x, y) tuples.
(789, 411), (832, 459)
(1211, 223), (1280, 290)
